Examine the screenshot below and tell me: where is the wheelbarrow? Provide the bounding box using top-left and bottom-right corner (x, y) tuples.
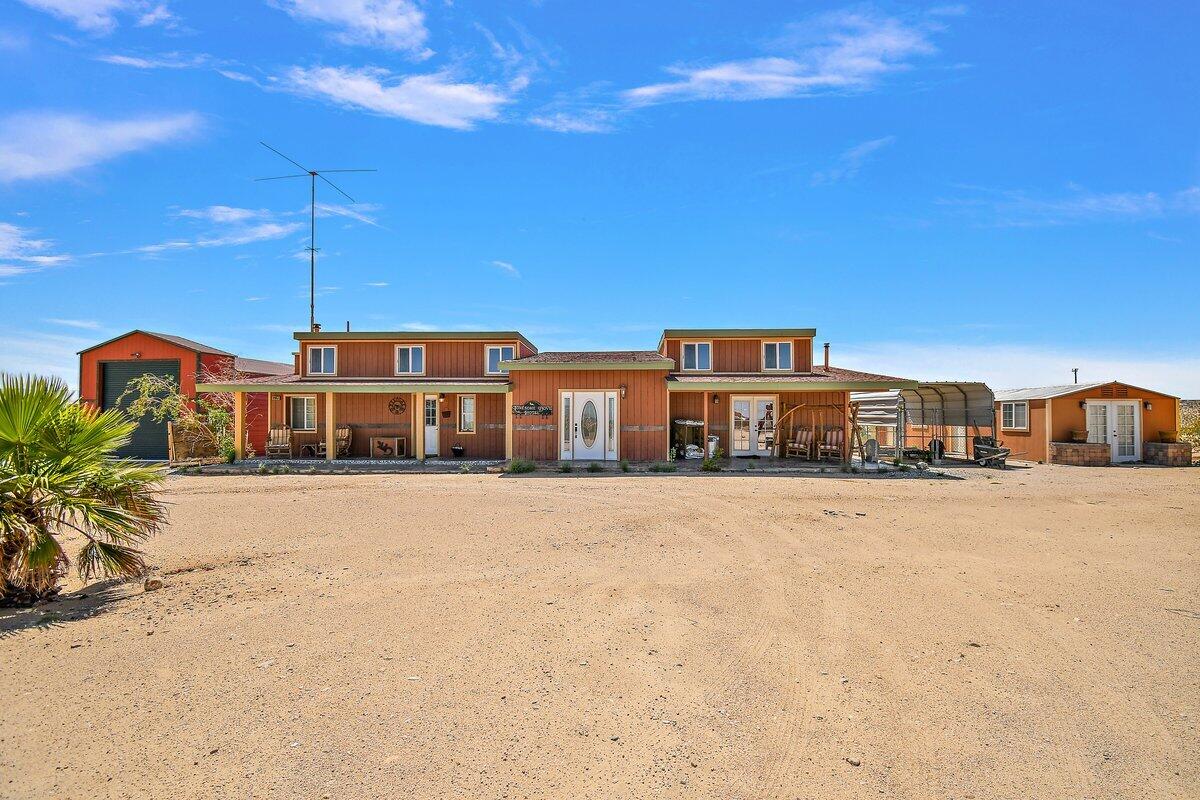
(972, 436), (1010, 467)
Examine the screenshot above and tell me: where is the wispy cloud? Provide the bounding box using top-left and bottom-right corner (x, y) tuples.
(16, 0), (175, 34)
(317, 201), (382, 227)
(272, 0), (430, 57)
(275, 65), (514, 130)
(136, 221), (304, 254)
(529, 108), (615, 134)
(399, 320), (437, 331)
(0, 222), (71, 277)
(624, 9), (941, 107)
(364, 281), (388, 287)
(0, 330), (93, 390)
(939, 184), (1200, 227)
(0, 111), (202, 182)
(490, 259), (520, 278)
(176, 205), (272, 224)
(44, 317), (101, 329)
(812, 135), (896, 184)
(839, 341), (1200, 399)
(95, 51), (209, 69)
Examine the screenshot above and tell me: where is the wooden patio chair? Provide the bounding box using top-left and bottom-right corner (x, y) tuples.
(265, 426), (292, 459)
(818, 428), (845, 461)
(786, 428), (814, 459)
(315, 425), (353, 459)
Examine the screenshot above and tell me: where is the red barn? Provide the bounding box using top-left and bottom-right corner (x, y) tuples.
(78, 330), (292, 459)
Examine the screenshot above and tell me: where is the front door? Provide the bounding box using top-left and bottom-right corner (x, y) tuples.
(424, 396), (439, 456)
(1086, 401), (1140, 463)
(571, 391), (606, 460)
(731, 396), (776, 456)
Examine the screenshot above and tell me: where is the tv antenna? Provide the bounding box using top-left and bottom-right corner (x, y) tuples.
(255, 142), (376, 331)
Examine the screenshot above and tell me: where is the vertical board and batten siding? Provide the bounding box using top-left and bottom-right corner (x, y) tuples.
(660, 338), (814, 373)
(669, 389), (848, 455)
(510, 369), (670, 461)
(300, 340), (523, 378)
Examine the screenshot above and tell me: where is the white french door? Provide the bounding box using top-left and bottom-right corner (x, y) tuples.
(731, 395), (776, 456)
(1086, 400), (1140, 463)
(560, 390), (619, 460)
(424, 396), (439, 456)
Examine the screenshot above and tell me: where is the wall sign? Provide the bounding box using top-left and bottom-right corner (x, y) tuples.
(387, 396), (407, 415)
(513, 400), (553, 417)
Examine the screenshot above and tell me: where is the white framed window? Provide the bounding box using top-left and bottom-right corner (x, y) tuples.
(394, 345), (425, 375)
(458, 395), (476, 434)
(762, 341), (793, 371)
(561, 394), (572, 454)
(1001, 401), (1028, 430)
(486, 345), (515, 375)
(681, 341), (711, 371)
(307, 345), (336, 375)
(288, 396), (316, 431)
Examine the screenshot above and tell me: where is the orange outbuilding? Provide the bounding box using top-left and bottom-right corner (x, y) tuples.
(994, 381), (1184, 466)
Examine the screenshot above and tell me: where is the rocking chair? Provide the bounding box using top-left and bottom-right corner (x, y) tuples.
(265, 426), (292, 459)
(786, 428), (814, 459)
(818, 428), (845, 461)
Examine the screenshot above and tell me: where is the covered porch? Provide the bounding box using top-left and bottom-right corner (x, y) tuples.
(197, 377), (512, 462)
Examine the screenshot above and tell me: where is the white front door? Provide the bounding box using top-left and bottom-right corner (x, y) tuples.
(731, 395), (776, 456)
(560, 390), (619, 460)
(424, 396), (439, 456)
(1086, 400), (1140, 463)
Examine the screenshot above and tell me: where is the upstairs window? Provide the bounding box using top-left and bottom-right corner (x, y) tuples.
(307, 346), (336, 375)
(395, 345), (425, 375)
(762, 341), (793, 371)
(681, 342), (711, 371)
(486, 345), (515, 375)
(1001, 401), (1028, 430)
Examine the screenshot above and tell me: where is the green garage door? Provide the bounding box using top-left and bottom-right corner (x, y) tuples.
(101, 360), (181, 460)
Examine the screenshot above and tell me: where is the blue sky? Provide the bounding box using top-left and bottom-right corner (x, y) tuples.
(1, 1), (1198, 395)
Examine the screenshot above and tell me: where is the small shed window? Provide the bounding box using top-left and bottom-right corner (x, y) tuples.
(289, 396), (316, 431)
(682, 342), (711, 371)
(307, 346), (336, 375)
(1001, 401), (1028, 430)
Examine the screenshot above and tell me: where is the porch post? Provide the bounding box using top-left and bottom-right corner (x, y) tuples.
(325, 391), (336, 461)
(505, 389), (513, 460)
(233, 391), (245, 460)
(414, 393), (425, 461)
(842, 393), (851, 463)
(702, 391), (709, 457)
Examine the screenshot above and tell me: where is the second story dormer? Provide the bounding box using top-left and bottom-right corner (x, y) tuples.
(294, 330), (537, 380)
(657, 328), (815, 374)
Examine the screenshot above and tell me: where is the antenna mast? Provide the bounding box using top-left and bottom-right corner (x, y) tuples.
(255, 142), (376, 331)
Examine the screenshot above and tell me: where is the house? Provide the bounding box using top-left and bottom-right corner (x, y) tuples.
(197, 327), (914, 462)
(78, 330), (291, 459)
(994, 381), (1185, 466)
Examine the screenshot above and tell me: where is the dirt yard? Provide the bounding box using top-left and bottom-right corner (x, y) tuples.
(2, 465), (1197, 799)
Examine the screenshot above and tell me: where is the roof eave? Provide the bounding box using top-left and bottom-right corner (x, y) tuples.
(198, 380), (512, 394)
(667, 379), (919, 391)
(501, 361), (672, 371)
(294, 330), (537, 352)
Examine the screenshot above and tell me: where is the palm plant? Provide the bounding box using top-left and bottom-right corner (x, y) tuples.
(0, 374), (167, 605)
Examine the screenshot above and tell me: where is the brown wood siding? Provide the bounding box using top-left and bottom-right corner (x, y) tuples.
(440, 392), (506, 459)
(510, 369), (670, 461)
(79, 332), (197, 409)
(300, 339), (522, 378)
(995, 399), (1047, 462)
(662, 337), (814, 373)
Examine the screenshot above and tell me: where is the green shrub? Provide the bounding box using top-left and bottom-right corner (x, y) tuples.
(619, 459), (630, 473)
(257, 462), (269, 475)
(586, 462), (604, 473)
(558, 462), (572, 473)
(220, 439), (237, 464)
(507, 458), (536, 474)
(649, 462), (677, 473)
(458, 463), (471, 474)
(700, 447), (723, 472)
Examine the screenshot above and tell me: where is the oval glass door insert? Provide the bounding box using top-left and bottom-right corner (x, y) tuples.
(580, 400), (599, 447)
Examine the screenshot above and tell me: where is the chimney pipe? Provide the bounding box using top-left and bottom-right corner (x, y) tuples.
(823, 342), (830, 370)
(346, 320), (351, 332)
(312, 322), (321, 333)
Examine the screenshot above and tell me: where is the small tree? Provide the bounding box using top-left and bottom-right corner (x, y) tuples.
(119, 362), (257, 462)
(0, 374), (167, 605)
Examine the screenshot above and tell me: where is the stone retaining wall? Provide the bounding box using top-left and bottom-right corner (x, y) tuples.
(1049, 442), (1111, 466)
(1144, 441), (1193, 467)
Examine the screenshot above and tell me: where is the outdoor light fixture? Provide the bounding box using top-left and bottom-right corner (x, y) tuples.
(438, 393), (445, 403)
(1144, 401), (1152, 411)
(132, 352), (141, 359)
(1079, 400), (1086, 409)
(619, 384), (626, 399)
(713, 394), (720, 405)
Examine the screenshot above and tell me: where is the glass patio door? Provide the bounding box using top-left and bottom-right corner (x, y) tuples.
(1086, 401), (1140, 463)
(731, 396), (775, 456)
